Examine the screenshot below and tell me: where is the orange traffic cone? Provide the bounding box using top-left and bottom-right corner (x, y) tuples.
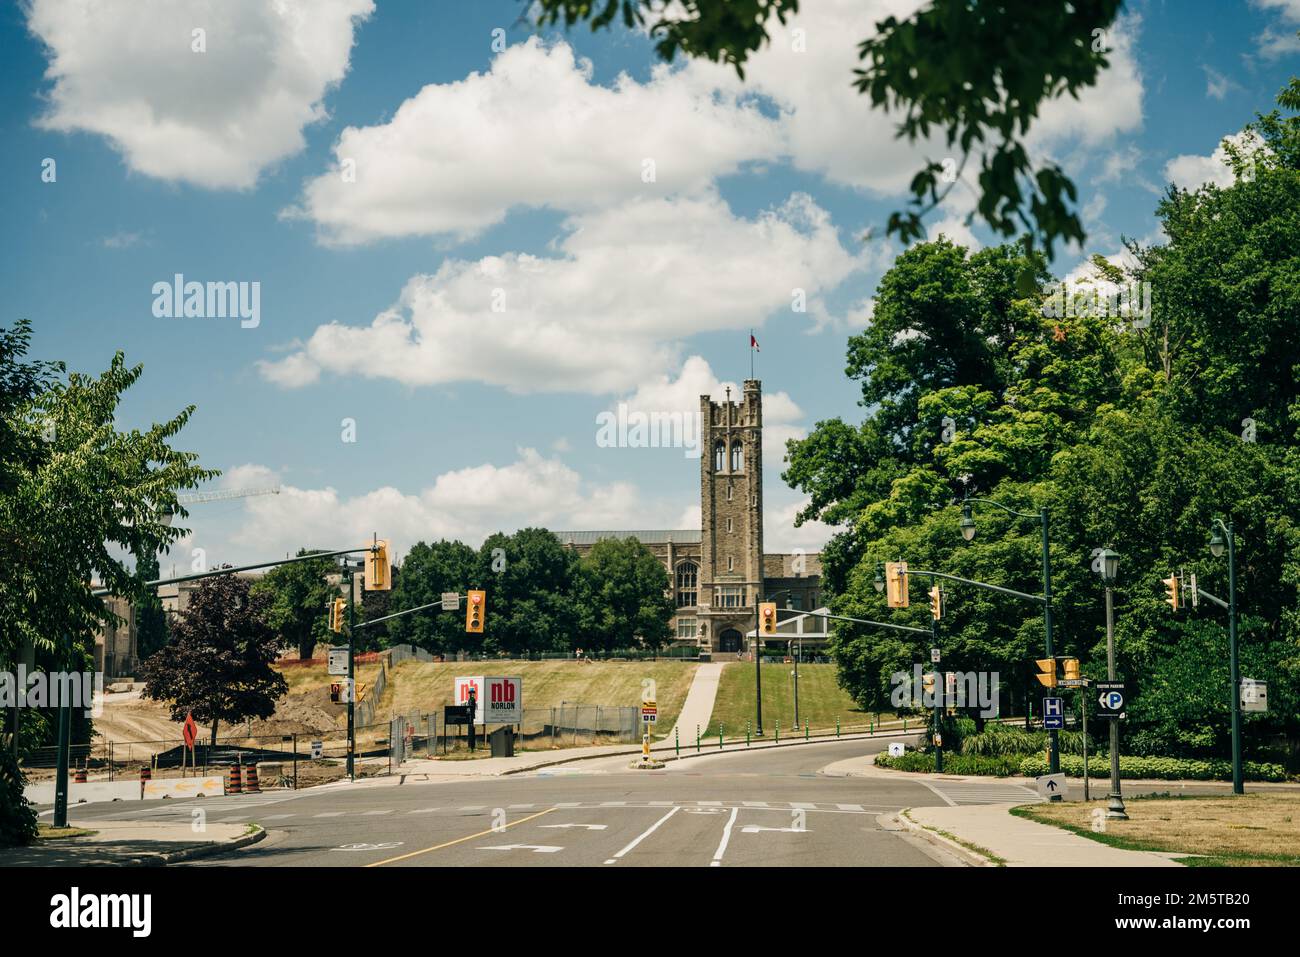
(227, 761), (242, 794)
(244, 763), (261, 793)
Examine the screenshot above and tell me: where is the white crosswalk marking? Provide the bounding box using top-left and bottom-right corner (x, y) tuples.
(261, 813), (295, 820)
(363, 809), (393, 816)
(789, 802), (816, 809)
(314, 812), (344, 818)
(507, 804), (534, 809)
(408, 808), (439, 814)
(835, 804), (864, 811)
(742, 801), (769, 808)
(924, 781), (1041, 805)
(696, 800), (722, 806)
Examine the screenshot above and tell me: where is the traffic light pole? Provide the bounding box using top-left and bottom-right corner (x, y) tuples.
(931, 615), (943, 774)
(752, 602), (763, 736)
(1222, 521), (1244, 795)
(1104, 582), (1127, 818)
(346, 564), (356, 781)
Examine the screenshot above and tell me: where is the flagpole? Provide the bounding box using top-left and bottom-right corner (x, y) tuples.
(750, 328), (754, 379)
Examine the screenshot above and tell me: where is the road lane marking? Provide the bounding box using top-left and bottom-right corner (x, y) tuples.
(478, 844), (562, 853)
(835, 804), (863, 811)
(408, 808), (439, 814)
(742, 801), (769, 808)
(710, 807), (740, 867)
(555, 802), (581, 808)
(697, 800), (722, 806)
(366, 807), (557, 867)
(459, 806), (485, 811)
(507, 804), (535, 809)
(920, 782), (957, 807)
(740, 825), (810, 834)
(363, 809), (394, 816)
(789, 802), (816, 809)
(541, 823), (608, 830)
(314, 812), (345, 818)
(607, 805), (681, 863)
(261, 814), (295, 820)
(600, 801), (626, 806)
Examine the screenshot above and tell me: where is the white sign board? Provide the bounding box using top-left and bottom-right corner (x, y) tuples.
(1036, 773), (1068, 800)
(454, 676), (523, 725)
(311, 740), (323, 759)
(888, 742), (905, 757)
(441, 592), (459, 611)
(328, 646), (349, 676)
(1241, 679), (1268, 713)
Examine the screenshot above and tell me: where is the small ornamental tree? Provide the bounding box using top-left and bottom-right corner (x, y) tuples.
(141, 573), (287, 745)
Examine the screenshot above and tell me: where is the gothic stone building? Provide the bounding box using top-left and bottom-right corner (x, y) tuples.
(555, 380), (822, 656)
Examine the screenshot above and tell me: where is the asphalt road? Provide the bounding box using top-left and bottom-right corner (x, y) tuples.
(60, 738), (995, 867)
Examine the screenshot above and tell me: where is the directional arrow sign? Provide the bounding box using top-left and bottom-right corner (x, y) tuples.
(540, 824), (607, 830)
(1035, 773), (1067, 801)
(478, 844), (563, 853)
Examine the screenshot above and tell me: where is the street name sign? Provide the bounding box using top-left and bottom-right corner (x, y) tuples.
(440, 592), (459, 611)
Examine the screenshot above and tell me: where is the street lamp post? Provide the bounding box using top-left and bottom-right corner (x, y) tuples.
(1097, 547), (1127, 819)
(1210, 519), (1244, 795)
(961, 498), (1058, 774)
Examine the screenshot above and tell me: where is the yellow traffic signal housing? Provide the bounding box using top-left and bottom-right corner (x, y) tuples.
(1035, 657), (1057, 688)
(1163, 573), (1181, 610)
(759, 602), (778, 635)
(885, 561), (909, 608)
(366, 539), (391, 591)
(1062, 658), (1080, 681)
(465, 589), (486, 634)
(929, 584), (943, 621)
(329, 597), (346, 633)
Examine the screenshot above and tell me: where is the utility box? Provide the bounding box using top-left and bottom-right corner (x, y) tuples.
(489, 726), (515, 758)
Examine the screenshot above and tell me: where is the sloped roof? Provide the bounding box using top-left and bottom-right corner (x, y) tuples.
(552, 530), (702, 546)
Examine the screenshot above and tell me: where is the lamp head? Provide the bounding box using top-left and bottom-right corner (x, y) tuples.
(1098, 547), (1120, 583)
(959, 502), (976, 542)
(873, 563), (885, 593)
(1209, 525), (1226, 558)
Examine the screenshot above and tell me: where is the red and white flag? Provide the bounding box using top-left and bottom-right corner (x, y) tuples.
(750, 334), (760, 352)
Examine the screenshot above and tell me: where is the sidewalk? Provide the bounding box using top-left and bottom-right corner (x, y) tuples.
(901, 803), (1184, 867)
(0, 820), (265, 867)
(662, 661), (723, 742)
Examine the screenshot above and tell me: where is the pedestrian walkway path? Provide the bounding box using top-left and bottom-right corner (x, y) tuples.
(661, 661), (723, 745)
(904, 803), (1182, 867)
(0, 819), (263, 866)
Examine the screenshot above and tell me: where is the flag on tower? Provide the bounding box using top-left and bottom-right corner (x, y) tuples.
(750, 333), (760, 352)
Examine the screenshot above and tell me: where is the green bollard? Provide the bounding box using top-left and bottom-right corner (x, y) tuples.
(805, 722), (809, 741)
(719, 724), (723, 750)
(836, 717), (841, 739)
(904, 718), (908, 732)
(675, 727), (680, 757)
(775, 724), (780, 744)
(696, 725), (700, 753)
(746, 721), (751, 748)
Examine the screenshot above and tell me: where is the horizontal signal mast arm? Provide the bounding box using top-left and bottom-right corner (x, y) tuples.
(93, 544), (381, 597)
(904, 568), (1044, 605)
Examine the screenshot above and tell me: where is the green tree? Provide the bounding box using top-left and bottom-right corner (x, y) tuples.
(133, 554), (169, 661)
(476, 528), (579, 656)
(388, 540), (479, 654)
(251, 549), (339, 660)
(140, 573), (287, 745)
(528, 0), (1123, 263)
(576, 538), (674, 653)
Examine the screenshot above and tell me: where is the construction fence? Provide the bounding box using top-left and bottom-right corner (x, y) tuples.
(21, 703), (642, 790)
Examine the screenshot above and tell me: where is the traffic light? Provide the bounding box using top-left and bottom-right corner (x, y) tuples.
(329, 597), (346, 633)
(465, 589), (486, 633)
(329, 682), (341, 703)
(759, 602), (777, 635)
(1163, 573), (1181, 611)
(1062, 658), (1080, 682)
(366, 539), (391, 591)
(1035, 657), (1057, 688)
(885, 561), (909, 608)
(929, 584), (943, 621)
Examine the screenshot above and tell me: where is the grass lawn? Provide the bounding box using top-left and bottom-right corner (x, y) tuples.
(278, 661), (382, 696)
(375, 658), (699, 731)
(702, 662), (887, 738)
(1013, 793), (1300, 866)
(37, 825), (96, 840)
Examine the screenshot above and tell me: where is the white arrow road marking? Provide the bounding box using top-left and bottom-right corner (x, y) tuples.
(540, 823), (608, 830)
(740, 825), (810, 834)
(606, 805), (681, 864)
(478, 844), (563, 853)
(710, 807), (741, 867)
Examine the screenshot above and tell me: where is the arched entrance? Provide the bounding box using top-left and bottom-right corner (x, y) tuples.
(718, 628), (743, 653)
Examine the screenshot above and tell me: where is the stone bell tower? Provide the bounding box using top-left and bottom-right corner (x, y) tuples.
(697, 380), (763, 654)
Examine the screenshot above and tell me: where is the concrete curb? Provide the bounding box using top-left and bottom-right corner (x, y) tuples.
(894, 809), (997, 868)
(51, 826), (267, 868)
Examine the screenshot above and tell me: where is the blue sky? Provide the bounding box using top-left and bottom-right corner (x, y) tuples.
(3, 0), (1298, 570)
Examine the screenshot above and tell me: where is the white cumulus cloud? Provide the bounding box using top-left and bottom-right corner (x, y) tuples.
(27, 0), (373, 189)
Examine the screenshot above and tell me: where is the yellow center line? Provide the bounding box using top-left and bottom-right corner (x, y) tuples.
(365, 807), (558, 867)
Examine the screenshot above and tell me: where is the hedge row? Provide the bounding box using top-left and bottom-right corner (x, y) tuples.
(874, 751), (1024, 777)
(1019, 753), (1288, 782)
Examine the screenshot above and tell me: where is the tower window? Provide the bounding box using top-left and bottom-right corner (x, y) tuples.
(730, 442), (743, 472)
(726, 517), (733, 533)
(727, 484), (733, 501)
(714, 441), (725, 473)
(727, 556), (734, 572)
(676, 562), (698, 607)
